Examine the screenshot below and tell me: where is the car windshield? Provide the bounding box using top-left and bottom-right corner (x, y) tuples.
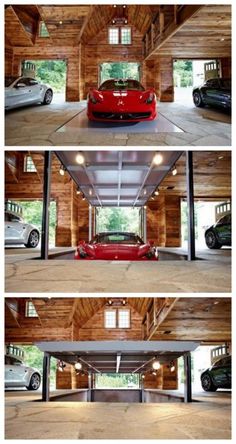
(220, 79), (231, 89)
(99, 79), (145, 91)
(5, 76), (18, 87)
(91, 233), (144, 244)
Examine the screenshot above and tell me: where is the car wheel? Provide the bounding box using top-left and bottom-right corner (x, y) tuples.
(205, 231), (221, 249)
(26, 373), (41, 391)
(43, 89), (53, 105)
(201, 374), (217, 392)
(193, 91), (205, 107)
(25, 230), (39, 248)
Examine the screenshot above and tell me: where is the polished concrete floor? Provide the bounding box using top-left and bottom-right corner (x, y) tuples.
(5, 98), (231, 146)
(5, 255), (231, 293)
(5, 390), (231, 439)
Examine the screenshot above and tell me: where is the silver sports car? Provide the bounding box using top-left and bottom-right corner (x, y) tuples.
(5, 76), (53, 110)
(5, 355), (41, 391)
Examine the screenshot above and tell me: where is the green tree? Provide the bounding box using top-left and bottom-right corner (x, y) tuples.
(31, 60), (67, 92)
(22, 346), (57, 386)
(96, 207), (140, 233)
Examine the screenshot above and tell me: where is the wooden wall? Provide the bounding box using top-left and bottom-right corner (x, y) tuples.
(143, 56), (174, 101)
(143, 361), (178, 390)
(221, 57), (231, 78)
(147, 196), (181, 247)
(74, 303), (143, 341)
(5, 152), (89, 246)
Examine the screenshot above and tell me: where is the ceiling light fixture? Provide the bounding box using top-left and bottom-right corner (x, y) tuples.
(89, 188), (93, 196)
(153, 152), (163, 166)
(143, 188), (147, 195)
(152, 359), (160, 370)
(144, 205), (147, 210)
(59, 20), (63, 25)
(76, 188), (81, 195)
(151, 195), (155, 200)
(82, 194), (86, 201)
(172, 165), (177, 176)
(75, 361), (82, 371)
(75, 152), (85, 165)
(59, 165), (65, 176)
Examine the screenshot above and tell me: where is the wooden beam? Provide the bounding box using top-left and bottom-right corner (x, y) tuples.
(147, 298), (179, 340)
(77, 5), (94, 44)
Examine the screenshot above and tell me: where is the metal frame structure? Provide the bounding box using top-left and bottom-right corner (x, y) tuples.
(37, 340), (199, 403)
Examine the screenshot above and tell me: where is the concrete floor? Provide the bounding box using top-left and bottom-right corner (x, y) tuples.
(5, 390), (231, 439)
(5, 99), (231, 146)
(5, 255), (231, 293)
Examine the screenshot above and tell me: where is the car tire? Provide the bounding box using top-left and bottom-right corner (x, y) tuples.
(201, 374), (217, 392)
(205, 231), (221, 249)
(43, 89), (53, 105)
(25, 230), (40, 248)
(26, 373), (41, 391)
(193, 91), (205, 107)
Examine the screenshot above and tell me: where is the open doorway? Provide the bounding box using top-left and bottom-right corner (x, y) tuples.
(181, 199), (229, 250)
(173, 59), (219, 106)
(96, 207), (140, 234)
(95, 373), (139, 389)
(23, 60), (67, 103)
(99, 62), (140, 85)
(15, 200), (57, 248)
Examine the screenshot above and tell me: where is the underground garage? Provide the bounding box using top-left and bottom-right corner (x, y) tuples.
(5, 297), (231, 439)
(5, 150), (231, 293)
(5, 4), (231, 146)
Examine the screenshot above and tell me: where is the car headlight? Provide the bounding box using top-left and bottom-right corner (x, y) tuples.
(78, 245), (87, 258)
(145, 247), (158, 259)
(146, 93), (155, 104)
(89, 94), (98, 104)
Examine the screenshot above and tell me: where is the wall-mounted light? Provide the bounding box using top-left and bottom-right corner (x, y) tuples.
(154, 189), (159, 196)
(89, 188), (93, 196)
(75, 152), (85, 165)
(141, 374), (145, 379)
(57, 360), (66, 372)
(82, 194), (86, 201)
(152, 360), (160, 370)
(170, 361), (175, 372)
(143, 188), (147, 195)
(171, 165), (177, 176)
(75, 361), (82, 371)
(152, 371), (157, 376)
(153, 152), (163, 166)
(76, 188), (81, 195)
(59, 20), (63, 25)
(151, 195), (155, 200)
(59, 165), (65, 176)
(144, 205), (147, 210)
(122, 298), (126, 305)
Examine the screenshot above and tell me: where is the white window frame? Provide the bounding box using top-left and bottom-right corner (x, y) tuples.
(104, 310), (116, 328)
(118, 309), (130, 328)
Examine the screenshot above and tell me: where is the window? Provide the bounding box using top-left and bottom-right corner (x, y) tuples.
(25, 301), (38, 317)
(118, 309), (130, 328)
(24, 155), (37, 173)
(108, 27), (132, 45)
(121, 27), (131, 44)
(109, 28), (119, 44)
(105, 310), (116, 328)
(105, 309), (130, 329)
(39, 21), (50, 37)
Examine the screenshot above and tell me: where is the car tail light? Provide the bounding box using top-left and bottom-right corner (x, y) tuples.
(146, 92), (155, 104)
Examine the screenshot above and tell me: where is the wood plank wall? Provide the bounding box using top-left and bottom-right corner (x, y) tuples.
(143, 361), (178, 390)
(147, 196), (181, 247)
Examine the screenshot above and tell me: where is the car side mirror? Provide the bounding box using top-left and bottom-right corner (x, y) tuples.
(15, 83), (26, 88)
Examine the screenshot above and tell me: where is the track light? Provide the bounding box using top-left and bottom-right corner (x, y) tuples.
(151, 195), (155, 200)
(82, 194), (85, 201)
(144, 205), (147, 210)
(172, 165), (177, 176)
(89, 188), (93, 196)
(76, 188), (81, 195)
(152, 360), (160, 370)
(152, 371), (157, 376)
(75, 152), (85, 165)
(154, 189), (159, 196)
(143, 188), (147, 195)
(153, 152), (163, 166)
(59, 165), (65, 176)
(75, 361), (82, 371)
(122, 299), (126, 305)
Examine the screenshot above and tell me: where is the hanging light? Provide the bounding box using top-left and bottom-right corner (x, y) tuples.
(154, 189), (159, 196)
(172, 165), (177, 176)
(153, 152), (163, 166)
(75, 152), (85, 165)
(152, 360), (160, 370)
(59, 165), (65, 176)
(75, 361), (82, 371)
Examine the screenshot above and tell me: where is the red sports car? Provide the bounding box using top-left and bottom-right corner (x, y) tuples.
(75, 232), (158, 261)
(87, 79), (157, 122)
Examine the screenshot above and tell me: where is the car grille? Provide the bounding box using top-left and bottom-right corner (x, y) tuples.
(92, 112), (151, 120)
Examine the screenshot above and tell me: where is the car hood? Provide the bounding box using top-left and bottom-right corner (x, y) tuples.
(84, 243), (152, 260)
(92, 89), (154, 104)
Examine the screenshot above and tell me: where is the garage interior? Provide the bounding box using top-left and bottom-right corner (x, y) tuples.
(5, 150), (231, 293)
(5, 4), (231, 146)
(5, 296), (231, 439)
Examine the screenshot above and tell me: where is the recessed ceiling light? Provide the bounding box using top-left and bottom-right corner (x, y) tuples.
(75, 152), (85, 165)
(153, 152), (163, 165)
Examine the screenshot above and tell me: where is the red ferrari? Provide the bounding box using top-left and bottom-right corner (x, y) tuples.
(87, 79), (157, 122)
(75, 232), (158, 261)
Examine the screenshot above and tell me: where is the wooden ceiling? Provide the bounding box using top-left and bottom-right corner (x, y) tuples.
(5, 297), (231, 344)
(159, 151), (231, 199)
(149, 5), (231, 59)
(5, 4), (231, 61)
